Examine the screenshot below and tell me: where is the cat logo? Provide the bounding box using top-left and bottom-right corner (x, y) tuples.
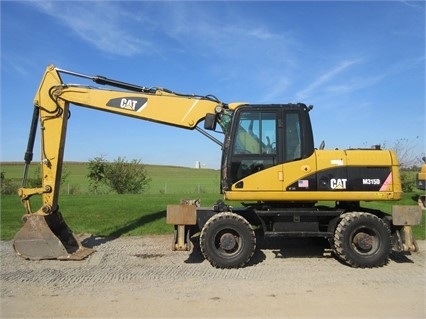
(106, 97), (148, 112)
(331, 178), (347, 190)
(120, 98), (138, 110)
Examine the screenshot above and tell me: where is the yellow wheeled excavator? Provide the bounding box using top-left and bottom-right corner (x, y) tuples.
(14, 65), (422, 268)
(416, 157), (426, 209)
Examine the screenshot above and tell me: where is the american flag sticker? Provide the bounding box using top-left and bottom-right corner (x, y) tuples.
(298, 180), (309, 188)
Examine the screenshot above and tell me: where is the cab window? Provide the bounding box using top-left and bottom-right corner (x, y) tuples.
(233, 112), (276, 155)
(231, 111), (277, 182)
(284, 112), (302, 162)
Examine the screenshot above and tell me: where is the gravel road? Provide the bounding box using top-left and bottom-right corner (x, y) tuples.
(1, 235), (425, 318)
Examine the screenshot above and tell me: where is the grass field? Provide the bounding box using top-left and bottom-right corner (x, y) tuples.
(1, 162), (220, 195)
(1, 162), (424, 241)
(1, 162), (222, 240)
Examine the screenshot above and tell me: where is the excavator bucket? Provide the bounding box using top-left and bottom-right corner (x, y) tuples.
(13, 212), (95, 260)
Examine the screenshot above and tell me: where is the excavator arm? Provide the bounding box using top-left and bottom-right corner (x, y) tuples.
(14, 65), (243, 260)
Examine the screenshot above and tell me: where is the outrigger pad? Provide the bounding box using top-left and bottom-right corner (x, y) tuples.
(13, 213), (95, 260)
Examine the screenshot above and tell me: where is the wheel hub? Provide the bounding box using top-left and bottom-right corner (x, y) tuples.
(219, 233), (237, 251)
(353, 232), (373, 250)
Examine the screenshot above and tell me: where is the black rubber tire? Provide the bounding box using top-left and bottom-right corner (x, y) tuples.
(333, 212), (391, 268)
(200, 212), (256, 269)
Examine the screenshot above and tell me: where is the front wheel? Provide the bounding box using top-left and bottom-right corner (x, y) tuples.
(333, 212), (391, 268)
(200, 212), (256, 268)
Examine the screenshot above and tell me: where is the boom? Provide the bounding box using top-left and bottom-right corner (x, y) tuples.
(14, 65), (242, 260)
(21, 65), (243, 215)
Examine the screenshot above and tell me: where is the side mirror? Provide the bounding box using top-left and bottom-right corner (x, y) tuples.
(204, 113), (217, 131)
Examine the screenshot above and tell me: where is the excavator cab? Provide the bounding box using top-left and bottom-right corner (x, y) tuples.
(221, 103), (315, 191)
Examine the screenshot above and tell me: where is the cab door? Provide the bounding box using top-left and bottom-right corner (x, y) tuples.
(225, 107), (282, 191)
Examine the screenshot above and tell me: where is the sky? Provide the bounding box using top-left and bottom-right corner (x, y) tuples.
(1, 1), (425, 169)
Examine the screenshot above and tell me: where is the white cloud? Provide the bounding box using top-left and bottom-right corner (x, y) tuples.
(295, 60), (360, 100)
(27, 1), (153, 56)
(399, 0), (425, 12)
(259, 77), (291, 103)
(322, 56), (424, 97)
(25, 1), (294, 64)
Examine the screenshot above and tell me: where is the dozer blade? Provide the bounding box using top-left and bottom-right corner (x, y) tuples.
(13, 212), (95, 260)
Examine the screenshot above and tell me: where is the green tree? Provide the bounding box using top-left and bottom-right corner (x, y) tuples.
(382, 137), (424, 169)
(105, 157), (150, 194)
(380, 137), (424, 192)
(400, 171), (416, 192)
(87, 156), (109, 194)
(0, 171), (19, 195)
(87, 156), (150, 194)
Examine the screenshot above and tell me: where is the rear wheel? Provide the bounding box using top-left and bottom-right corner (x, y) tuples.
(200, 212), (256, 268)
(333, 212), (391, 268)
